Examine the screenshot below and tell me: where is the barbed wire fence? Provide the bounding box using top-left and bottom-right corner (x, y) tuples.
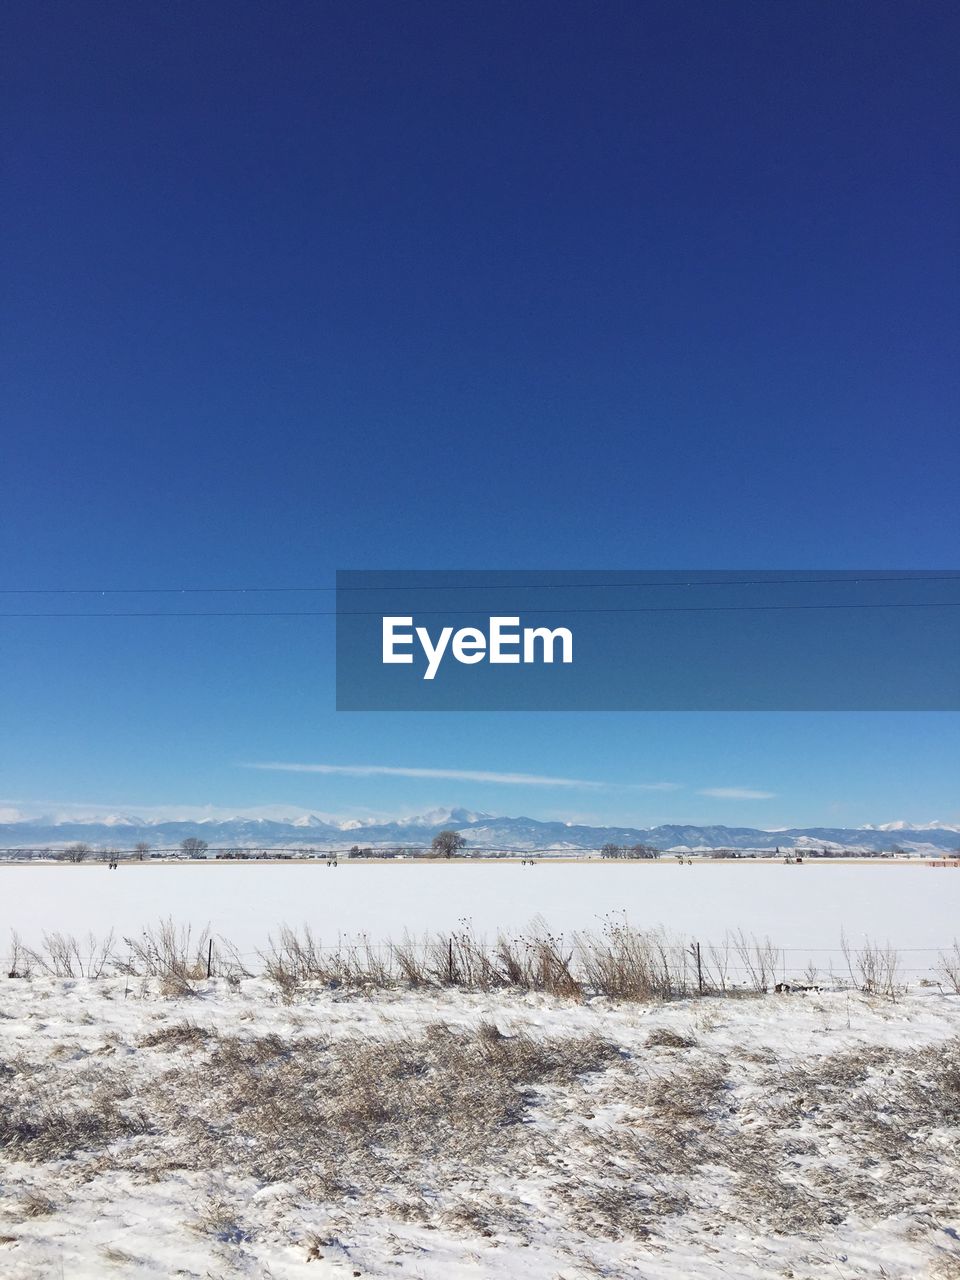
(4, 922), (959, 992)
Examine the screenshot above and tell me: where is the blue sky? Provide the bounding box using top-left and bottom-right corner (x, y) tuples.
(1, 1), (958, 829)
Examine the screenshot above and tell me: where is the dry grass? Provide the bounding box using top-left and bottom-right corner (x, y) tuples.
(100, 1245), (145, 1267)
(0, 979), (958, 1276)
(562, 1034), (960, 1242)
(841, 931), (905, 998)
(8, 920), (955, 1008)
(17, 930), (115, 979)
(257, 918), (791, 1002)
(930, 1250), (960, 1280)
(645, 1027), (697, 1049)
(139, 1024), (621, 1201)
(0, 1056), (151, 1162)
(936, 941), (960, 995)
(138, 1020), (209, 1049)
(193, 1195), (252, 1244)
(16, 1188), (57, 1219)
(121, 918), (210, 983)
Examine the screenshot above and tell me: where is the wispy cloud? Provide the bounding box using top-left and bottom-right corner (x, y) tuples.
(0, 798), (349, 824)
(243, 762), (610, 789)
(698, 787), (776, 800)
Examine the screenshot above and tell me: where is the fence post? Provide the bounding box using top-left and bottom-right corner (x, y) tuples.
(692, 940), (703, 995)
(207, 938), (213, 979)
(448, 937), (454, 985)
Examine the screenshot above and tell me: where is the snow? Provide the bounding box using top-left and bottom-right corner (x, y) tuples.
(0, 977), (957, 1278)
(873, 820), (960, 832)
(3, 863), (958, 1275)
(1, 863), (958, 980)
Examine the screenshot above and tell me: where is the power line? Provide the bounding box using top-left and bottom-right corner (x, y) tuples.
(1, 574), (958, 595)
(2, 601), (959, 618)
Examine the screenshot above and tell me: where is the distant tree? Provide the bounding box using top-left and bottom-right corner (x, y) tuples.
(134, 841), (150, 861)
(180, 837), (209, 859)
(62, 842), (90, 863)
(629, 843), (660, 860)
(431, 829), (467, 859)
(600, 842), (622, 860)
(348, 844), (362, 858)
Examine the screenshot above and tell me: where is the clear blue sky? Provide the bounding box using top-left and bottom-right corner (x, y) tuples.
(2, 1), (958, 828)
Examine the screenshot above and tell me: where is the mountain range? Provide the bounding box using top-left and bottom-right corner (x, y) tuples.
(1, 808), (958, 854)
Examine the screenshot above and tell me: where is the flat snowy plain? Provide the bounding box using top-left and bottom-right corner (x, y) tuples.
(2, 864), (959, 1279)
(2, 862), (958, 979)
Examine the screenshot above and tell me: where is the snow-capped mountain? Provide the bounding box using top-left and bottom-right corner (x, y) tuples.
(864, 820), (960, 832)
(0, 811), (958, 853)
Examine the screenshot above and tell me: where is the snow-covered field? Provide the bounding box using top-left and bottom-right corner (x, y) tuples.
(0, 977), (958, 1279)
(3, 864), (958, 1276)
(2, 863), (958, 980)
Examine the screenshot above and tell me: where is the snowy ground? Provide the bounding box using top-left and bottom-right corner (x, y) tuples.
(2, 863), (959, 980)
(1, 977), (958, 1279)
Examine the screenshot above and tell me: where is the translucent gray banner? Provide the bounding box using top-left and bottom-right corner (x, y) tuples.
(336, 571), (960, 711)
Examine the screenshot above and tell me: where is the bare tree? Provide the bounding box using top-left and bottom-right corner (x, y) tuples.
(431, 829), (467, 859)
(134, 841), (150, 861)
(180, 837), (209, 859)
(61, 842), (91, 864)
